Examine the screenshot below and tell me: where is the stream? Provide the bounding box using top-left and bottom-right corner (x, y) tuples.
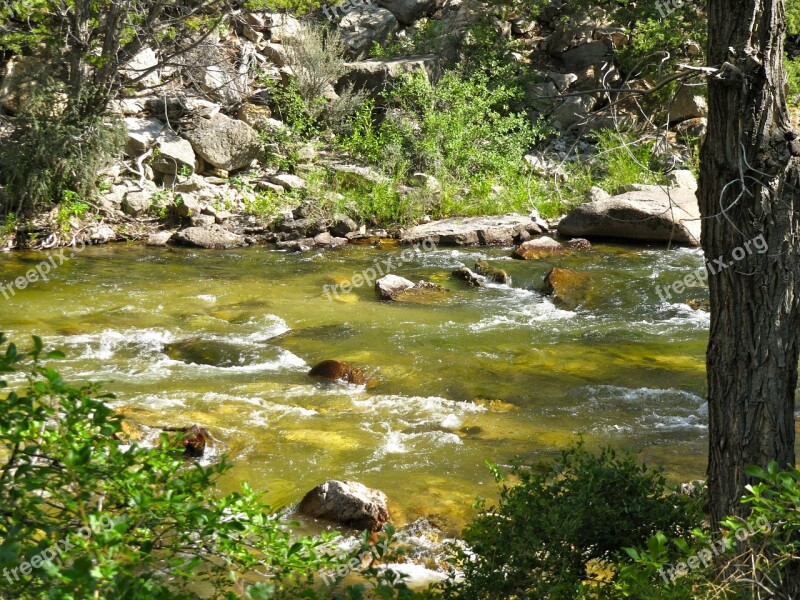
(0, 240), (715, 552)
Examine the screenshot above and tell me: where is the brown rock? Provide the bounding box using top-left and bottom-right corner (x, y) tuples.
(309, 360), (368, 385)
(298, 480), (390, 531)
(474, 260), (510, 284)
(513, 236), (564, 260)
(542, 268), (592, 310)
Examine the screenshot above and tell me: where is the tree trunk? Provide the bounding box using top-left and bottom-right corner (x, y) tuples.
(700, 0), (800, 591)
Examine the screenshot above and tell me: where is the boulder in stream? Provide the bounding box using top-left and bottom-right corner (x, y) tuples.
(309, 359), (369, 385)
(474, 260), (510, 285)
(451, 267), (483, 287)
(375, 274), (415, 299)
(298, 480), (390, 531)
(541, 267), (593, 310)
(513, 236), (564, 260)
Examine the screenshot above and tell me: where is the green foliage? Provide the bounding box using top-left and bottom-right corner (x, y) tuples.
(442, 442), (703, 600)
(0, 334), (349, 599)
(0, 82), (125, 216)
(369, 19), (445, 60)
(593, 130), (668, 194)
(342, 71), (543, 187)
(55, 191), (92, 232)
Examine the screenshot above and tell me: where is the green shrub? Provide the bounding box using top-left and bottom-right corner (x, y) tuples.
(0, 82), (125, 216)
(442, 442), (703, 600)
(593, 130), (668, 194)
(0, 334), (351, 599)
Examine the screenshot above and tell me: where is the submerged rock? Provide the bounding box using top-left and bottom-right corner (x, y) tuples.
(391, 281), (450, 304)
(309, 359), (369, 385)
(474, 260), (510, 285)
(119, 421), (216, 459)
(298, 480), (390, 531)
(451, 267), (483, 287)
(541, 267), (592, 310)
(165, 338), (249, 367)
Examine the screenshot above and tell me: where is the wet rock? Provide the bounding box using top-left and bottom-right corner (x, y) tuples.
(119, 421), (217, 459)
(565, 238), (591, 252)
(298, 480), (390, 531)
(375, 274), (415, 300)
(401, 215), (543, 246)
(452, 267), (483, 287)
(558, 187), (701, 246)
(541, 267), (592, 310)
(474, 260), (510, 285)
(686, 298), (710, 311)
(392, 281), (450, 304)
(163, 424), (213, 458)
(165, 338), (250, 367)
(513, 236), (563, 260)
(309, 360), (369, 385)
(174, 224), (246, 249)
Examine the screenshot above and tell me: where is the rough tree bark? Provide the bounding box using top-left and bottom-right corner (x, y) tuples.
(700, 0), (800, 581)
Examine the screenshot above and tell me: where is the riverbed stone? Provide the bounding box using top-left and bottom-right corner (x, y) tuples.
(376, 274), (415, 299)
(513, 236), (563, 260)
(558, 187), (701, 246)
(309, 360), (369, 385)
(298, 480), (390, 531)
(147, 230), (175, 246)
(474, 260), (510, 284)
(452, 267), (483, 287)
(173, 224), (246, 249)
(401, 215), (543, 246)
(541, 267), (592, 310)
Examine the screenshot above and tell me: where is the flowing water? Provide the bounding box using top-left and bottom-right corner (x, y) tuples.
(0, 240), (715, 539)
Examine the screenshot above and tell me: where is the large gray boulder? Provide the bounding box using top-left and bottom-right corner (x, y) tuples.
(298, 480), (389, 531)
(401, 215), (544, 246)
(182, 113), (261, 172)
(151, 131), (196, 175)
(377, 0), (437, 25)
(558, 187), (701, 246)
(338, 5), (399, 60)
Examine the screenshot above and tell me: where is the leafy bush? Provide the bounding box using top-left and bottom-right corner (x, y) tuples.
(0, 81), (125, 216)
(441, 442), (703, 600)
(592, 130), (668, 194)
(0, 334), (349, 599)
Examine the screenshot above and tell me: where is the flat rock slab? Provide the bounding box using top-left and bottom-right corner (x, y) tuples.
(173, 225), (246, 249)
(401, 215), (544, 246)
(557, 187), (701, 246)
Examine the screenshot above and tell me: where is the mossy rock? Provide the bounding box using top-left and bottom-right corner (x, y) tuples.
(541, 267), (592, 310)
